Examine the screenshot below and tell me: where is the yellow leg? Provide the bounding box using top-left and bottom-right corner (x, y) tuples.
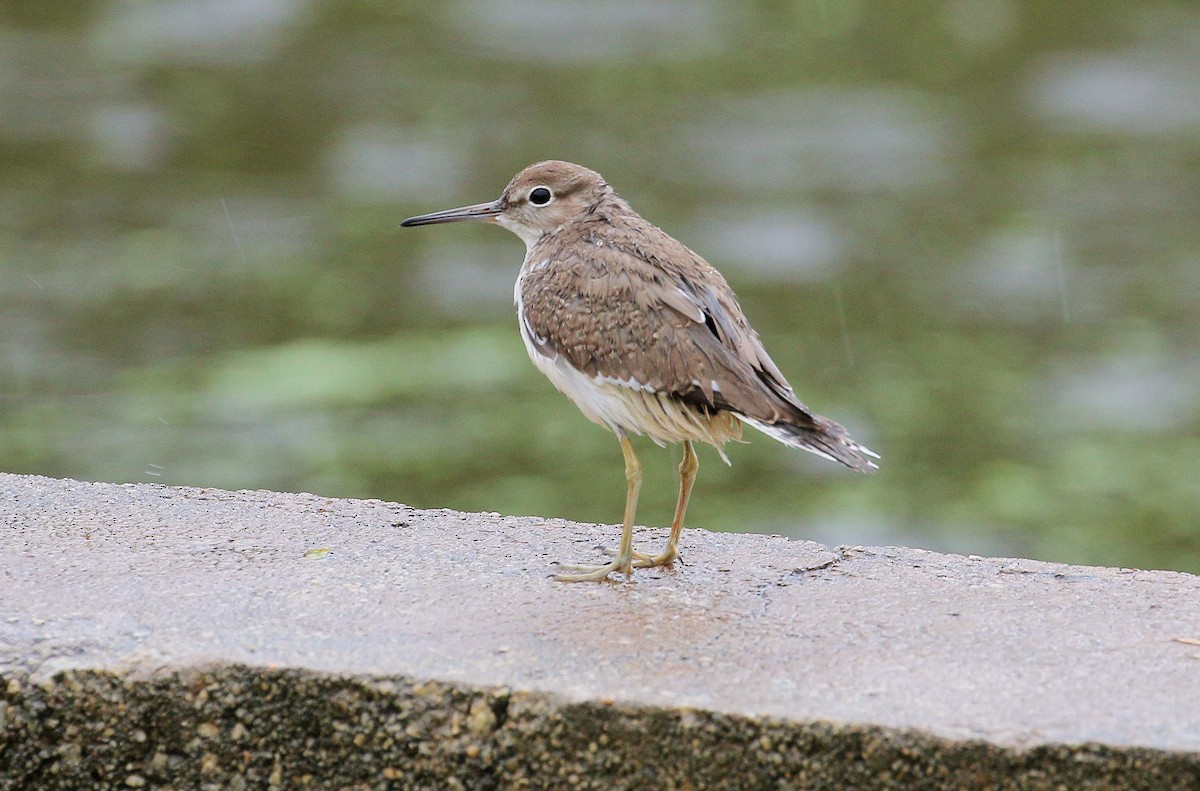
(633, 439), (697, 568)
(555, 435), (642, 582)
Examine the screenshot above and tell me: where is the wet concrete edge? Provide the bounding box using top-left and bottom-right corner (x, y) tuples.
(2, 664), (1197, 791)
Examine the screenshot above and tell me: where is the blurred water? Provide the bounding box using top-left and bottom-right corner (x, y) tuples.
(1, 1), (1198, 572)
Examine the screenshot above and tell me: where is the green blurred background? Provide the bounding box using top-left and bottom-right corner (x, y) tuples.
(2, 1), (1198, 571)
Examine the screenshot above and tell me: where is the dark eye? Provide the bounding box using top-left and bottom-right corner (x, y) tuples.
(529, 187), (552, 205)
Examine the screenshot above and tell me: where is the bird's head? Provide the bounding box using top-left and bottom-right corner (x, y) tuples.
(400, 160), (613, 249)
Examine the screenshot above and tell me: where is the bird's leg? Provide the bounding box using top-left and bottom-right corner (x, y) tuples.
(633, 440), (697, 568)
(554, 435), (642, 582)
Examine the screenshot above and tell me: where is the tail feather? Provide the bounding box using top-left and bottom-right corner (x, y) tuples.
(737, 415), (879, 473)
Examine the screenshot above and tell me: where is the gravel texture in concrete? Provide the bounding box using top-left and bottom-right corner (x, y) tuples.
(2, 473), (1199, 789)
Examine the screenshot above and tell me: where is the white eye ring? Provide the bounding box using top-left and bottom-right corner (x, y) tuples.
(528, 186), (553, 206)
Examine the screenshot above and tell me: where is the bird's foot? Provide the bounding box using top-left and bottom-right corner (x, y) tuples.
(554, 557), (633, 583)
(601, 546), (653, 562)
(632, 546), (679, 569)
(601, 545), (677, 568)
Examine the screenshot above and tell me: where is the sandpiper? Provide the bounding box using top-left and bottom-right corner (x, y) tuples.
(401, 161), (877, 582)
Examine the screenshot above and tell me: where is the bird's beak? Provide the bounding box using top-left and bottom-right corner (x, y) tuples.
(400, 199), (503, 227)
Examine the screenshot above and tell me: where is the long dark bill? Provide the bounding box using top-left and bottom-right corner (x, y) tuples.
(400, 200), (502, 227)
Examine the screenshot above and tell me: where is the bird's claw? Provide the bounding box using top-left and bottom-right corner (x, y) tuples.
(554, 558), (633, 582)
(602, 545), (678, 568)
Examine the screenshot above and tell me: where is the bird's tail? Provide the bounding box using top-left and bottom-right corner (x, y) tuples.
(737, 414), (879, 472)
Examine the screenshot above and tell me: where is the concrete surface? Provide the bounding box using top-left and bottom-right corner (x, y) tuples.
(1, 472), (1199, 789)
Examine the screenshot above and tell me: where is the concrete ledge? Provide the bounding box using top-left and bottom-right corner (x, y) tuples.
(2, 473), (1199, 789)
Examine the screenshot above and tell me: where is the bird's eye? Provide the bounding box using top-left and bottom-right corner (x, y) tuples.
(529, 187), (552, 205)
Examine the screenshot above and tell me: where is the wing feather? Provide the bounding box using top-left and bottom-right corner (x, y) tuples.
(519, 226), (816, 428)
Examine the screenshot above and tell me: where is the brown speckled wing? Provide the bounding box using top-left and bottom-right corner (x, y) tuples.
(518, 219), (823, 431)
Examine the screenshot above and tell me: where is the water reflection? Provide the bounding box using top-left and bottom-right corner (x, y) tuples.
(95, 0), (311, 65)
(685, 208), (847, 282)
(683, 88), (958, 191)
(1, 1), (1198, 573)
(453, 0), (733, 63)
(325, 126), (463, 202)
(1029, 51), (1200, 135)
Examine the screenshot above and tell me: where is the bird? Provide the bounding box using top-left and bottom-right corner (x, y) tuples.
(400, 161), (877, 582)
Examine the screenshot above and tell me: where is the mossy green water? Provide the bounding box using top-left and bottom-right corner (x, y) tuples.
(1, 1), (1198, 570)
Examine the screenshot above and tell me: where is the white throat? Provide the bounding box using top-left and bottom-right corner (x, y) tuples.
(496, 214), (543, 251)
